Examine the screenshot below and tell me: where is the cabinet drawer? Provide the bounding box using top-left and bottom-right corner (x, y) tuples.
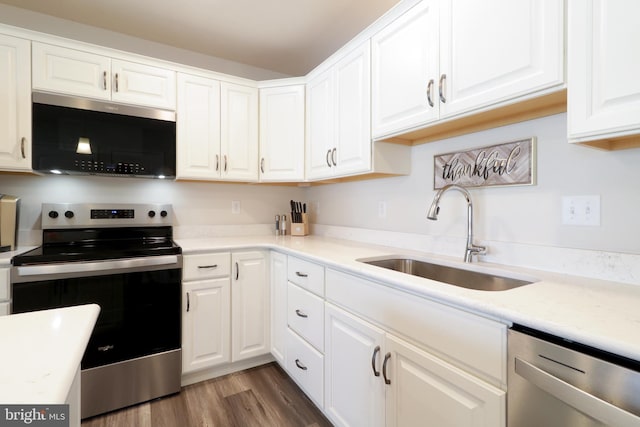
(287, 282), (324, 352)
(183, 253), (230, 281)
(287, 256), (324, 296)
(0, 268), (9, 301)
(286, 328), (324, 408)
(326, 269), (507, 386)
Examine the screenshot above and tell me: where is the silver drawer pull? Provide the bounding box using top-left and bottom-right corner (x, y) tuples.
(295, 271), (308, 278)
(371, 345), (381, 377)
(295, 359), (308, 371)
(98, 345), (115, 352)
(198, 264), (218, 269)
(295, 309), (308, 318)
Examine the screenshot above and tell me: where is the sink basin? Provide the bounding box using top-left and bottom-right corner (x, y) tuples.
(359, 257), (534, 291)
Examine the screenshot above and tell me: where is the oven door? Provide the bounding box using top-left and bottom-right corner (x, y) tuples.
(11, 256), (181, 370)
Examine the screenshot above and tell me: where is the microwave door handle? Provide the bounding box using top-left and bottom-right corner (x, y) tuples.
(514, 358), (640, 427)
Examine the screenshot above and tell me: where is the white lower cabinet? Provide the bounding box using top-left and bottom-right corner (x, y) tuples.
(270, 251), (288, 365)
(231, 251), (270, 361)
(286, 328), (324, 408)
(324, 269), (506, 427)
(182, 252), (231, 374)
(384, 334), (504, 427)
(324, 303), (385, 427)
(182, 277), (231, 373)
(325, 302), (505, 427)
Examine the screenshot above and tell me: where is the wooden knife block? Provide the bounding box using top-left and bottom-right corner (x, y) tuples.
(291, 213), (309, 236)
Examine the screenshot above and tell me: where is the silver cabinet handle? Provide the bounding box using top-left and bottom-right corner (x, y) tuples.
(382, 352), (391, 385)
(295, 309), (308, 318)
(295, 271), (308, 278)
(515, 358), (640, 427)
(260, 157), (265, 173)
(114, 73), (119, 92)
(331, 148), (337, 166)
(295, 359), (308, 370)
(224, 155), (228, 172)
(426, 79), (434, 107)
(103, 71), (107, 90)
(326, 149), (332, 167)
(20, 137), (26, 159)
(235, 262), (239, 280)
(438, 73), (446, 104)
(198, 264), (218, 269)
(371, 346), (381, 377)
(215, 154), (219, 172)
(186, 292), (190, 312)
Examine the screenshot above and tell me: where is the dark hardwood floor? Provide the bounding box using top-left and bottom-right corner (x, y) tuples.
(81, 363), (333, 427)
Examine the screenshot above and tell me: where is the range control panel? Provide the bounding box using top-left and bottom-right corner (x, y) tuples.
(42, 203), (173, 229)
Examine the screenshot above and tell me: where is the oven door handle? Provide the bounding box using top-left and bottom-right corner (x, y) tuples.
(14, 255), (180, 278)
(514, 357), (640, 427)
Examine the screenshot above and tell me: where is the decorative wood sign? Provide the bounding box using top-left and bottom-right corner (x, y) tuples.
(434, 138), (536, 189)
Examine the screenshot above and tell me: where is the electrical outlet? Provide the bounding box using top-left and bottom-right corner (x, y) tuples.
(378, 201), (387, 219)
(231, 200), (241, 214)
(562, 195), (600, 226)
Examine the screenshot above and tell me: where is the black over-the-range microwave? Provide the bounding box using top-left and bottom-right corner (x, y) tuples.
(31, 91), (177, 179)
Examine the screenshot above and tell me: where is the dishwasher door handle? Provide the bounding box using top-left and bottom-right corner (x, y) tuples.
(515, 357), (640, 427)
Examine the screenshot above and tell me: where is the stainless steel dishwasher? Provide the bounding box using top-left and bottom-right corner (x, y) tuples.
(508, 325), (640, 427)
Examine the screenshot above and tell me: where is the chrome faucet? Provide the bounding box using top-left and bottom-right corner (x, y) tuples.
(427, 184), (486, 263)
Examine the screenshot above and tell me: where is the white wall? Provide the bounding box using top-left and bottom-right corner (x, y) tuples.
(307, 113), (640, 256)
(1, 174), (304, 244)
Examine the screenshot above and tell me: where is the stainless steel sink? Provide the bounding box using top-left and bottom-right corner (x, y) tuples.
(359, 257), (534, 291)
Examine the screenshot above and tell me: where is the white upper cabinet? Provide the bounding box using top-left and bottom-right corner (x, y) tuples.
(568, 0), (640, 149)
(306, 41), (372, 180)
(176, 73), (221, 180)
(439, 0), (564, 117)
(0, 33), (31, 172)
(221, 82), (259, 181)
(372, 0), (564, 140)
(32, 42), (176, 109)
(177, 76), (260, 182)
(372, 0), (439, 137)
(259, 84), (305, 182)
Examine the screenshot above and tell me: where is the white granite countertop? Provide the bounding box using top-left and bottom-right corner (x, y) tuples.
(0, 304), (100, 403)
(176, 235), (640, 362)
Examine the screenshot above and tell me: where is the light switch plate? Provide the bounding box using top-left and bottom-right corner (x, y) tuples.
(562, 195), (600, 226)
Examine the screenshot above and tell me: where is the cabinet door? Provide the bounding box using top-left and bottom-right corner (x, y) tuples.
(221, 82), (259, 181)
(372, 0), (440, 138)
(259, 85), (305, 182)
(231, 251), (269, 361)
(439, 0), (563, 118)
(270, 251), (287, 365)
(111, 59), (176, 109)
(176, 73), (221, 180)
(0, 34), (31, 171)
(334, 41), (372, 177)
(324, 303), (385, 427)
(305, 70), (335, 180)
(568, 0), (640, 141)
(385, 334), (505, 427)
(182, 278), (231, 373)
(32, 42), (111, 100)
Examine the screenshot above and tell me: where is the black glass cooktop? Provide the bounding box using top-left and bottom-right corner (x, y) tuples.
(12, 226), (181, 266)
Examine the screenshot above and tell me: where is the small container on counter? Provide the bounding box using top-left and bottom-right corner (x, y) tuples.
(275, 215), (280, 235)
(280, 214), (287, 235)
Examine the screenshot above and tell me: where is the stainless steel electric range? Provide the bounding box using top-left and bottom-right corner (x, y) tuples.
(10, 203), (182, 419)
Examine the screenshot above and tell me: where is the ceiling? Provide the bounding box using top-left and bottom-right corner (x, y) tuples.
(0, 0), (401, 76)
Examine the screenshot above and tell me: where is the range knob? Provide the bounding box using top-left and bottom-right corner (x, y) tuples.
(64, 210), (74, 219)
(148, 210), (156, 218)
(48, 210), (59, 219)
(160, 210), (168, 218)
